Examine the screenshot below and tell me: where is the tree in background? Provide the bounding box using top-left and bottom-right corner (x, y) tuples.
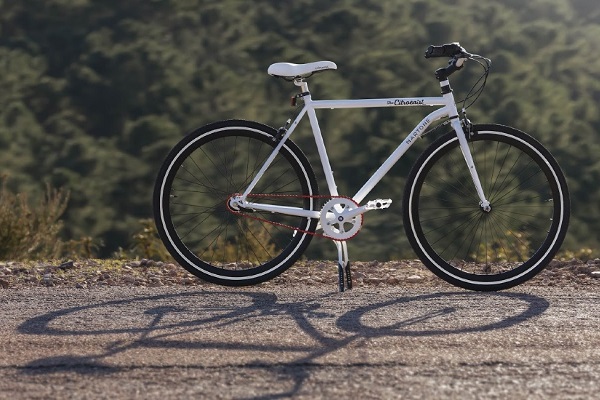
(0, 0), (598, 259)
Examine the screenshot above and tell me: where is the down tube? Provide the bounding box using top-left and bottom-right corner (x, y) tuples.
(353, 107), (449, 204)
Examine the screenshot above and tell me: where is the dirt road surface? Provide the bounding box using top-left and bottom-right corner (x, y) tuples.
(1, 280), (600, 399)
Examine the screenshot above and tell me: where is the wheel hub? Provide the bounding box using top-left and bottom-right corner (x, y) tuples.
(480, 200), (492, 213)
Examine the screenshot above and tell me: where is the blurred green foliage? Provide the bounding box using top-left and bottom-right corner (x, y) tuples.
(0, 0), (598, 260)
(0, 176), (68, 260)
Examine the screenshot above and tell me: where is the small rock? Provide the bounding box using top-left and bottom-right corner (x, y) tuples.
(0, 278), (9, 288)
(590, 271), (600, 279)
(575, 266), (591, 274)
(43, 273), (53, 286)
(406, 275), (423, 283)
(58, 261), (75, 270)
(386, 277), (400, 285)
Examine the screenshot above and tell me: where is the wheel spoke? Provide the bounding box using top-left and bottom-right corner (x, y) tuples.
(406, 128), (568, 290)
(155, 125), (317, 284)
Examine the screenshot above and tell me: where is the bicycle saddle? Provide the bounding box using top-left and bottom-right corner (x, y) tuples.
(268, 61), (337, 79)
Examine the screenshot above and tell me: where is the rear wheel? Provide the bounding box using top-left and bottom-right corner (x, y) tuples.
(154, 120), (318, 286)
(404, 124), (570, 291)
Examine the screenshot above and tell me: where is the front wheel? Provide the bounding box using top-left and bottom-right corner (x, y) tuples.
(403, 124), (570, 291)
(154, 120), (319, 286)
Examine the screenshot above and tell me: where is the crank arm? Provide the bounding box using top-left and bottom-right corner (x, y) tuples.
(339, 198), (393, 219)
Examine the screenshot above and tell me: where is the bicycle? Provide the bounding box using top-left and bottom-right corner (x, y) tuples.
(153, 43), (570, 292)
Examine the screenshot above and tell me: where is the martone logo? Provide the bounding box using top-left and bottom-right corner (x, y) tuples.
(405, 118), (431, 144)
(388, 99), (426, 106)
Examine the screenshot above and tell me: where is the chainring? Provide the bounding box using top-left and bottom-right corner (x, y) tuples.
(319, 197), (363, 241)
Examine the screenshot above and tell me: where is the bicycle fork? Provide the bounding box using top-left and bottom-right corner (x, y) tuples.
(451, 117), (491, 212)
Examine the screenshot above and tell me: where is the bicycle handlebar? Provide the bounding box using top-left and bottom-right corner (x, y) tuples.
(425, 42), (472, 81)
(425, 43), (467, 58)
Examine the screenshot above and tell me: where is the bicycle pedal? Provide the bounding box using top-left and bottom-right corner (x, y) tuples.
(365, 199), (392, 210)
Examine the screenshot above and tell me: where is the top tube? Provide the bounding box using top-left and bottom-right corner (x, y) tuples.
(293, 77), (452, 110)
(311, 97), (447, 109)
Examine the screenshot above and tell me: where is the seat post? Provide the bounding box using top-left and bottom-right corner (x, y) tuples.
(294, 78), (310, 93)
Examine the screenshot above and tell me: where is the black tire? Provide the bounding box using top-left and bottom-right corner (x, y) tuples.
(403, 124), (570, 291)
(154, 120), (319, 286)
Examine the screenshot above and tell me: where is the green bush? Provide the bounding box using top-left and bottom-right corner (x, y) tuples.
(0, 178), (68, 260)
(119, 218), (278, 264)
(118, 218), (173, 261)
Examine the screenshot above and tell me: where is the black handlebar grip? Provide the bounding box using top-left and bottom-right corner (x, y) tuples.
(425, 42), (464, 58)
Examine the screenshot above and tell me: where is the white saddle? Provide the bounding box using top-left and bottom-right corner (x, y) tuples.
(268, 61), (337, 79)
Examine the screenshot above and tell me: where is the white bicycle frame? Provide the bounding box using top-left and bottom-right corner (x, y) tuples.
(232, 78), (490, 219)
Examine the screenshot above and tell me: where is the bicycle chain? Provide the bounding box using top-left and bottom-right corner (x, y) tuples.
(225, 193), (363, 241)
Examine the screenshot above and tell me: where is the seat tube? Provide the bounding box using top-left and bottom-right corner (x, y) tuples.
(305, 101), (339, 196)
(296, 79), (341, 196)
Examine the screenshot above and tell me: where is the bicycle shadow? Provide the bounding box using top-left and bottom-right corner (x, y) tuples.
(17, 289), (549, 399)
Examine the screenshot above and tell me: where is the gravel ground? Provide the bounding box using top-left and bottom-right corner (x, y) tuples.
(1, 280), (600, 399)
(1, 257), (600, 290)
(1, 257), (600, 399)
